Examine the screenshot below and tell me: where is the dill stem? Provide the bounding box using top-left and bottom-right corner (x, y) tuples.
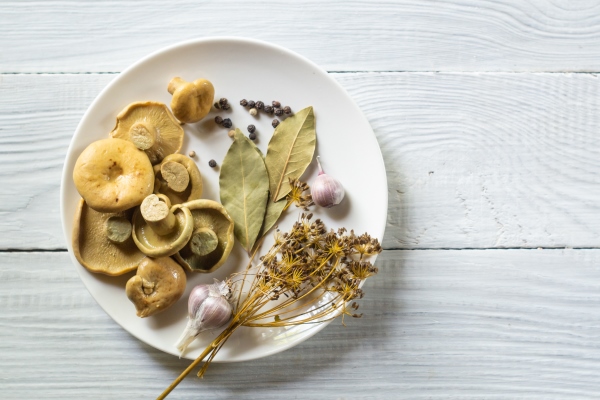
(157, 322), (238, 400)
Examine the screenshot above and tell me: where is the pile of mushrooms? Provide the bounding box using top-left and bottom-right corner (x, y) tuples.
(71, 76), (234, 318)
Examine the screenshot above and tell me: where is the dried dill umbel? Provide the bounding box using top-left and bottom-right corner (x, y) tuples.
(158, 213), (381, 399)
(286, 178), (314, 211)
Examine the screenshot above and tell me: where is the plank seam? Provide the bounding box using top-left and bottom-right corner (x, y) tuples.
(2, 247), (599, 253)
(1, 71), (599, 75)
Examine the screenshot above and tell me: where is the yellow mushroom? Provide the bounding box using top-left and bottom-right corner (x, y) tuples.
(73, 138), (154, 213)
(110, 101), (184, 165)
(132, 194), (194, 257)
(174, 199), (235, 273)
(154, 154), (203, 205)
(168, 77), (215, 123)
(72, 199), (145, 276)
(125, 257), (187, 318)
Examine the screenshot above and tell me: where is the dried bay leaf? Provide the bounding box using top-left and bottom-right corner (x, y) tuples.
(259, 197), (288, 239)
(219, 128), (269, 252)
(265, 106), (316, 202)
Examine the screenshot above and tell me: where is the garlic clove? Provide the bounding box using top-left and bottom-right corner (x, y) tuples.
(175, 280), (233, 355)
(311, 156), (345, 208)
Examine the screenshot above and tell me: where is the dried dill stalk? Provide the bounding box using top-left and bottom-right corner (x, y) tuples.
(158, 213), (381, 399)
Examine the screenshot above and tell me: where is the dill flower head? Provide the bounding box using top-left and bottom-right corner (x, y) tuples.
(236, 212), (382, 327)
(287, 178), (314, 211)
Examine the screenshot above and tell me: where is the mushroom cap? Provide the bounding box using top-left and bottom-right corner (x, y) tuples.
(153, 154), (203, 205)
(72, 199), (145, 276)
(169, 78), (215, 124)
(174, 199), (235, 273)
(132, 203), (194, 257)
(73, 138), (154, 213)
(125, 256), (187, 318)
(110, 101), (184, 164)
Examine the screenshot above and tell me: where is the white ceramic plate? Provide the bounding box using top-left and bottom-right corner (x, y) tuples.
(61, 37), (387, 362)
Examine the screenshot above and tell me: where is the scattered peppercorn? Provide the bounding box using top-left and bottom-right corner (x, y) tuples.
(214, 102), (221, 109)
(188, 150), (196, 157)
(272, 100), (281, 108)
(272, 119), (280, 128)
(228, 130), (235, 138)
(214, 116), (223, 124)
(274, 108), (284, 116)
(249, 108), (258, 116)
(247, 100), (256, 108)
(249, 132), (257, 141)
(219, 98), (230, 110)
(264, 105), (274, 114)
(256, 101), (264, 110)
(222, 118), (232, 128)
(240, 99), (248, 107)
(283, 106), (292, 114)
(208, 159), (217, 168)
(247, 124), (256, 133)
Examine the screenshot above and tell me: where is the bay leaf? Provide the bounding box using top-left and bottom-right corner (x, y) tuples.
(264, 106), (316, 202)
(259, 197), (287, 239)
(219, 128), (269, 252)
(250, 142), (287, 240)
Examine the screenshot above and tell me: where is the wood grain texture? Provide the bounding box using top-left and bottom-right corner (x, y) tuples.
(1, 72), (599, 250)
(1, 249), (600, 399)
(2, 0), (600, 73)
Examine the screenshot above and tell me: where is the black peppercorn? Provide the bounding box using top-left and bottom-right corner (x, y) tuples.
(283, 106), (291, 114)
(272, 119), (280, 128)
(247, 124), (256, 133)
(256, 101), (264, 110)
(274, 108), (283, 116)
(222, 118), (232, 128)
(219, 98), (230, 110)
(264, 105), (274, 114)
(240, 99), (248, 107)
(249, 132), (257, 141)
(272, 100), (281, 108)
(214, 116), (223, 124)
(208, 159), (217, 168)
(247, 100), (256, 108)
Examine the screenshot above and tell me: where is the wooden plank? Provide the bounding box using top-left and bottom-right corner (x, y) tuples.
(1, 249), (600, 398)
(2, 72), (600, 250)
(2, 1), (600, 73)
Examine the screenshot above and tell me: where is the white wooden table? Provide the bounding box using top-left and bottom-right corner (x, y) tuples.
(2, 1), (600, 398)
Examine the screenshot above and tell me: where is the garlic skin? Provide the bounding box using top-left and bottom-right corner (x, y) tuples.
(311, 156), (345, 208)
(175, 280), (233, 355)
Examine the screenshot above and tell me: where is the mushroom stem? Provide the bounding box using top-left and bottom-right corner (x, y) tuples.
(105, 216), (132, 243)
(140, 194), (177, 236)
(190, 228), (219, 256)
(161, 161), (190, 193)
(129, 122), (157, 150)
(167, 77), (186, 95)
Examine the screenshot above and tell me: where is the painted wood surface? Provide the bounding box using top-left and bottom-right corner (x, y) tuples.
(2, 1), (600, 73)
(2, 72), (599, 250)
(2, 250), (599, 399)
(2, 1), (600, 398)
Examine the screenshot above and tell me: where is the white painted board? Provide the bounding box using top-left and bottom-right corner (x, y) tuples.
(1, 250), (600, 399)
(1, 73), (599, 249)
(2, 1), (600, 73)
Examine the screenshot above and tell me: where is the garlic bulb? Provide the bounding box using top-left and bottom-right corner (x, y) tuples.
(175, 279), (232, 355)
(311, 156), (345, 208)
